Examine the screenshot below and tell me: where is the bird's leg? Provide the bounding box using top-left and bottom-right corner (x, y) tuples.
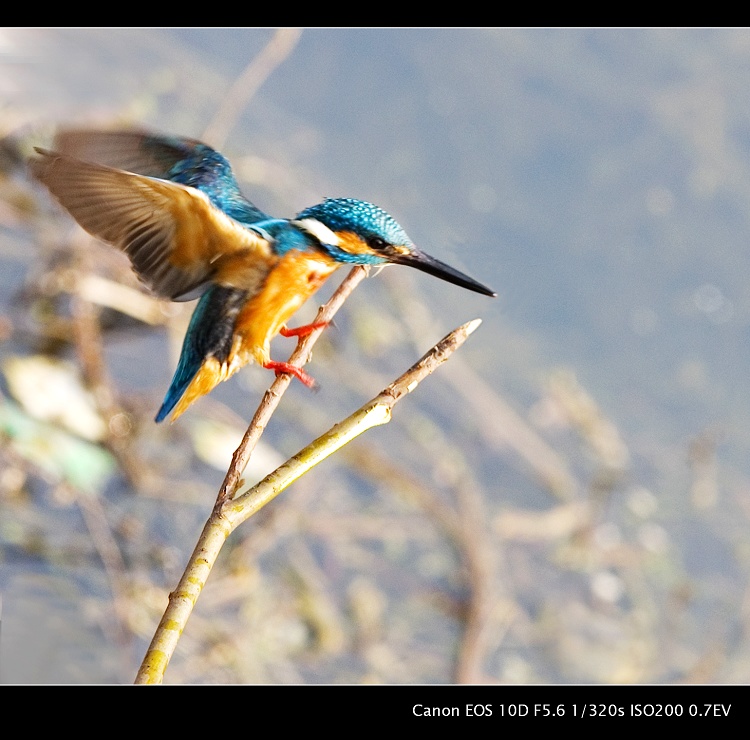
(266, 322), (329, 388)
(263, 361), (317, 388)
(279, 321), (330, 338)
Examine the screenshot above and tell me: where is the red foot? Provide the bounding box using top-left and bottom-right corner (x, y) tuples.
(264, 361), (317, 388)
(279, 321), (330, 338)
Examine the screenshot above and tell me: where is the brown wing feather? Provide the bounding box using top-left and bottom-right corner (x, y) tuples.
(30, 148), (273, 300)
(49, 129), (205, 178)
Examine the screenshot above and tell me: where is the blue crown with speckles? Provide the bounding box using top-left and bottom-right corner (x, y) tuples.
(296, 198), (414, 248)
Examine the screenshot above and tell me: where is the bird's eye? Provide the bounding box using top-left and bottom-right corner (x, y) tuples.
(368, 236), (389, 251)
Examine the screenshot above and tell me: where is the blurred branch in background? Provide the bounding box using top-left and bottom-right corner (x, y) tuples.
(202, 29), (302, 149)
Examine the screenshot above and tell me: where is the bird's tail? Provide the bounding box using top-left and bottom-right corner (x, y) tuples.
(156, 285), (249, 422)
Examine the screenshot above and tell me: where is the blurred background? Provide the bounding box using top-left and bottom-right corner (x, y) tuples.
(1, 28), (749, 684)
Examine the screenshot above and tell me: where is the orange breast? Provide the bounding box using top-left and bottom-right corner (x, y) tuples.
(166, 249), (340, 421)
(232, 249), (341, 366)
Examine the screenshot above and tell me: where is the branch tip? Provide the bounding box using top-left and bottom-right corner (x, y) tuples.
(464, 318), (483, 336)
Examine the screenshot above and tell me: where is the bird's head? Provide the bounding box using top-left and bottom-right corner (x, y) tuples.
(293, 198), (496, 297)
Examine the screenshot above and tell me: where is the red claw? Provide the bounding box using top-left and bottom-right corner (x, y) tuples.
(269, 322), (328, 389)
(279, 321), (330, 338)
(263, 361), (317, 388)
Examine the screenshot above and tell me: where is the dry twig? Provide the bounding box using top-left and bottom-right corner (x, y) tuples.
(135, 301), (482, 684)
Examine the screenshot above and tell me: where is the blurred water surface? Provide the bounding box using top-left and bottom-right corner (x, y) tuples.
(1, 28), (750, 684)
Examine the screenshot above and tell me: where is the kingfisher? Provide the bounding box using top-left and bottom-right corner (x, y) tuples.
(29, 130), (496, 422)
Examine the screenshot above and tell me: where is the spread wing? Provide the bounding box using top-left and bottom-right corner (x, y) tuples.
(30, 148), (274, 301)
(46, 129), (270, 226)
(48, 129), (206, 178)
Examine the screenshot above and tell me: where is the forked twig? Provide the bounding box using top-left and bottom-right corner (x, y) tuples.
(135, 305), (482, 684)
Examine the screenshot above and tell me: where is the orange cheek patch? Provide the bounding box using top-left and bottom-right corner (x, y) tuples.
(336, 231), (372, 256)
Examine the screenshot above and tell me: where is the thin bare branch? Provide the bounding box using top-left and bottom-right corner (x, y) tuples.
(135, 317), (483, 684)
(216, 265), (369, 505)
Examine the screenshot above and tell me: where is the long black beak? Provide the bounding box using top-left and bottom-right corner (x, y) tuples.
(390, 248), (496, 297)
